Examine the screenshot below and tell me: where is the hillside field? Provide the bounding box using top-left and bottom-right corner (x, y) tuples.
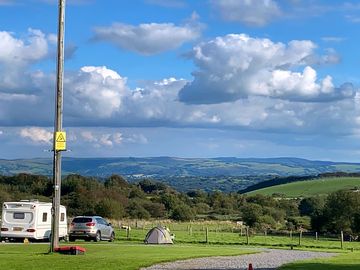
(247, 177), (360, 197)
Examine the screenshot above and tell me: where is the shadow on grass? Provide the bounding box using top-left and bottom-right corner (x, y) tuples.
(283, 263), (359, 270)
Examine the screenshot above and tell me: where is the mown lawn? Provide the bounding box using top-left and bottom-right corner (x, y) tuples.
(118, 228), (360, 250)
(0, 242), (254, 270)
(280, 251), (360, 270)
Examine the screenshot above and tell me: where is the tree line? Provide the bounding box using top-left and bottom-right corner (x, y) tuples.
(0, 173), (360, 236)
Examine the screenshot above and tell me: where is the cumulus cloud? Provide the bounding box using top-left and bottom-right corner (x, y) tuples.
(19, 127), (52, 144)
(0, 28), (49, 65)
(79, 130), (147, 147)
(0, 28), (55, 95)
(65, 66), (127, 118)
(178, 34), (353, 104)
(93, 14), (202, 55)
(80, 131), (120, 147)
(211, 0), (282, 26)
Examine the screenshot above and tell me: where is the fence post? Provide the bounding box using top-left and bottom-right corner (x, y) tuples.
(126, 226), (130, 239)
(290, 230), (292, 240)
(246, 227), (249, 245)
(341, 231), (344, 249)
(315, 231), (318, 241)
(205, 227), (209, 244)
(298, 230), (302, 246)
(264, 229), (267, 244)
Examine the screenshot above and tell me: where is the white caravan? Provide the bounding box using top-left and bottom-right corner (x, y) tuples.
(0, 200), (68, 241)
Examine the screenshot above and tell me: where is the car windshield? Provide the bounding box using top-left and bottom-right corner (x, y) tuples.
(72, 217), (92, 223)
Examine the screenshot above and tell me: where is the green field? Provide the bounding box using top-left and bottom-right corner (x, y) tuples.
(1, 225), (360, 270)
(0, 243), (254, 270)
(247, 177), (360, 197)
(117, 227), (360, 250)
(280, 251), (360, 270)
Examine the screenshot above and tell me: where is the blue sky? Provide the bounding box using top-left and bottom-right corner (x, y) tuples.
(1, 0), (360, 161)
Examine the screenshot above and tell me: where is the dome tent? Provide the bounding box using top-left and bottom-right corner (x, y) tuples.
(144, 226), (173, 244)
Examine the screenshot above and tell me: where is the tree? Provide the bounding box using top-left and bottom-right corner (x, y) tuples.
(170, 204), (195, 221)
(299, 196), (325, 217)
(126, 200), (151, 219)
(241, 203), (262, 227)
(95, 198), (125, 219)
(322, 190), (360, 233)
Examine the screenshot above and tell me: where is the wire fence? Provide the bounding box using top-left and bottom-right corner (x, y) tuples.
(111, 219), (359, 250)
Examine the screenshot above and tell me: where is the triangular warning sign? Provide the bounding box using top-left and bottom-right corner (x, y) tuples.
(56, 133), (65, 142)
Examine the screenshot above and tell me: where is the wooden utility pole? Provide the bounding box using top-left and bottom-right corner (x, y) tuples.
(50, 0), (66, 253)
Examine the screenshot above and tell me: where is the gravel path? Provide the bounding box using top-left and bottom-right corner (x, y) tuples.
(141, 249), (336, 270)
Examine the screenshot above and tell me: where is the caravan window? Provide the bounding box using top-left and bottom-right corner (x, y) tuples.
(60, 213), (65, 222)
(42, 213), (48, 222)
(14, 212), (25, 219)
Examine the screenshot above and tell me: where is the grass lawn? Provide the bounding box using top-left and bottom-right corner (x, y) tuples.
(0, 242), (254, 270)
(118, 228), (360, 250)
(280, 251), (360, 270)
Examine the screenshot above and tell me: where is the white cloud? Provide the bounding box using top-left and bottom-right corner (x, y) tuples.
(211, 0), (282, 26)
(0, 28), (49, 65)
(125, 134), (148, 144)
(65, 66), (127, 118)
(80, 131), (97, 142)
(79, 130), (147, 147)
(19, 127), (52, 144)
(179, 34), (353, 104)
(93, 15), (202, 55)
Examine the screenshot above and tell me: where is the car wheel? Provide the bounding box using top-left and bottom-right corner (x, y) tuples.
(108, 232), (115, 242)
(69, 236), (75, 242)
(94, 231), (101, 242)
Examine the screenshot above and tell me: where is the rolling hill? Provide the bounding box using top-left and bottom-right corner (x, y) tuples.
(1, 157), (360, 192)
(247, 177), (360, 198)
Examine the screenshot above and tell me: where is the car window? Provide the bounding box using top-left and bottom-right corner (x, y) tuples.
(95, 218), (103, 224)
(101, 218), (109, 225)
(72, 217), (92, 223)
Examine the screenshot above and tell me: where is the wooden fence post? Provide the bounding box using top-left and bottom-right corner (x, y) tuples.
(246, 227), (249, 245)
(315, 232), (318, 241)
(205, 227), (209, 244)
(341, 231), (344, 249)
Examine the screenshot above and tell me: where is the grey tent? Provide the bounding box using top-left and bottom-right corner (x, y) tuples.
(144, 226), (174, 244)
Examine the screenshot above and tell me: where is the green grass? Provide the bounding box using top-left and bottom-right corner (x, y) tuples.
(0, 243), (254, 270)
(117, 227), (360, 250)
(280, 251), (360, 270)
(248, 177), (360, 197)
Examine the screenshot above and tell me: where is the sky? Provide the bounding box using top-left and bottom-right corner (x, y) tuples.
(1, 0), (360, 161)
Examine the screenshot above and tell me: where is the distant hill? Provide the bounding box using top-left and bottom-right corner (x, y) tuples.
(246, 176), (360, 198)
(1, 157), (360, 192)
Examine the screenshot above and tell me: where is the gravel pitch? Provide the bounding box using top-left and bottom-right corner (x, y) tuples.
(141, 249), (336, 270)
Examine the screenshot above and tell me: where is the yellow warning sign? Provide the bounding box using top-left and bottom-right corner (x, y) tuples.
(55, 131), (66, 151)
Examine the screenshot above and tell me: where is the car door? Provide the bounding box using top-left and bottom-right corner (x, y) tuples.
(95, 218), (105, 238)
(101, 218), (111, 238)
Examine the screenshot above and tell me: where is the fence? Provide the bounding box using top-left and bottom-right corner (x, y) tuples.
(112, 220), (359, 250)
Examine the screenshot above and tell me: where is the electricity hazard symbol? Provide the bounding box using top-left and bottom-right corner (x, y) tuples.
(55, 131), (66, 151)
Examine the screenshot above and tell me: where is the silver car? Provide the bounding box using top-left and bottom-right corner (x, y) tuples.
(69, 216), (115, 242)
